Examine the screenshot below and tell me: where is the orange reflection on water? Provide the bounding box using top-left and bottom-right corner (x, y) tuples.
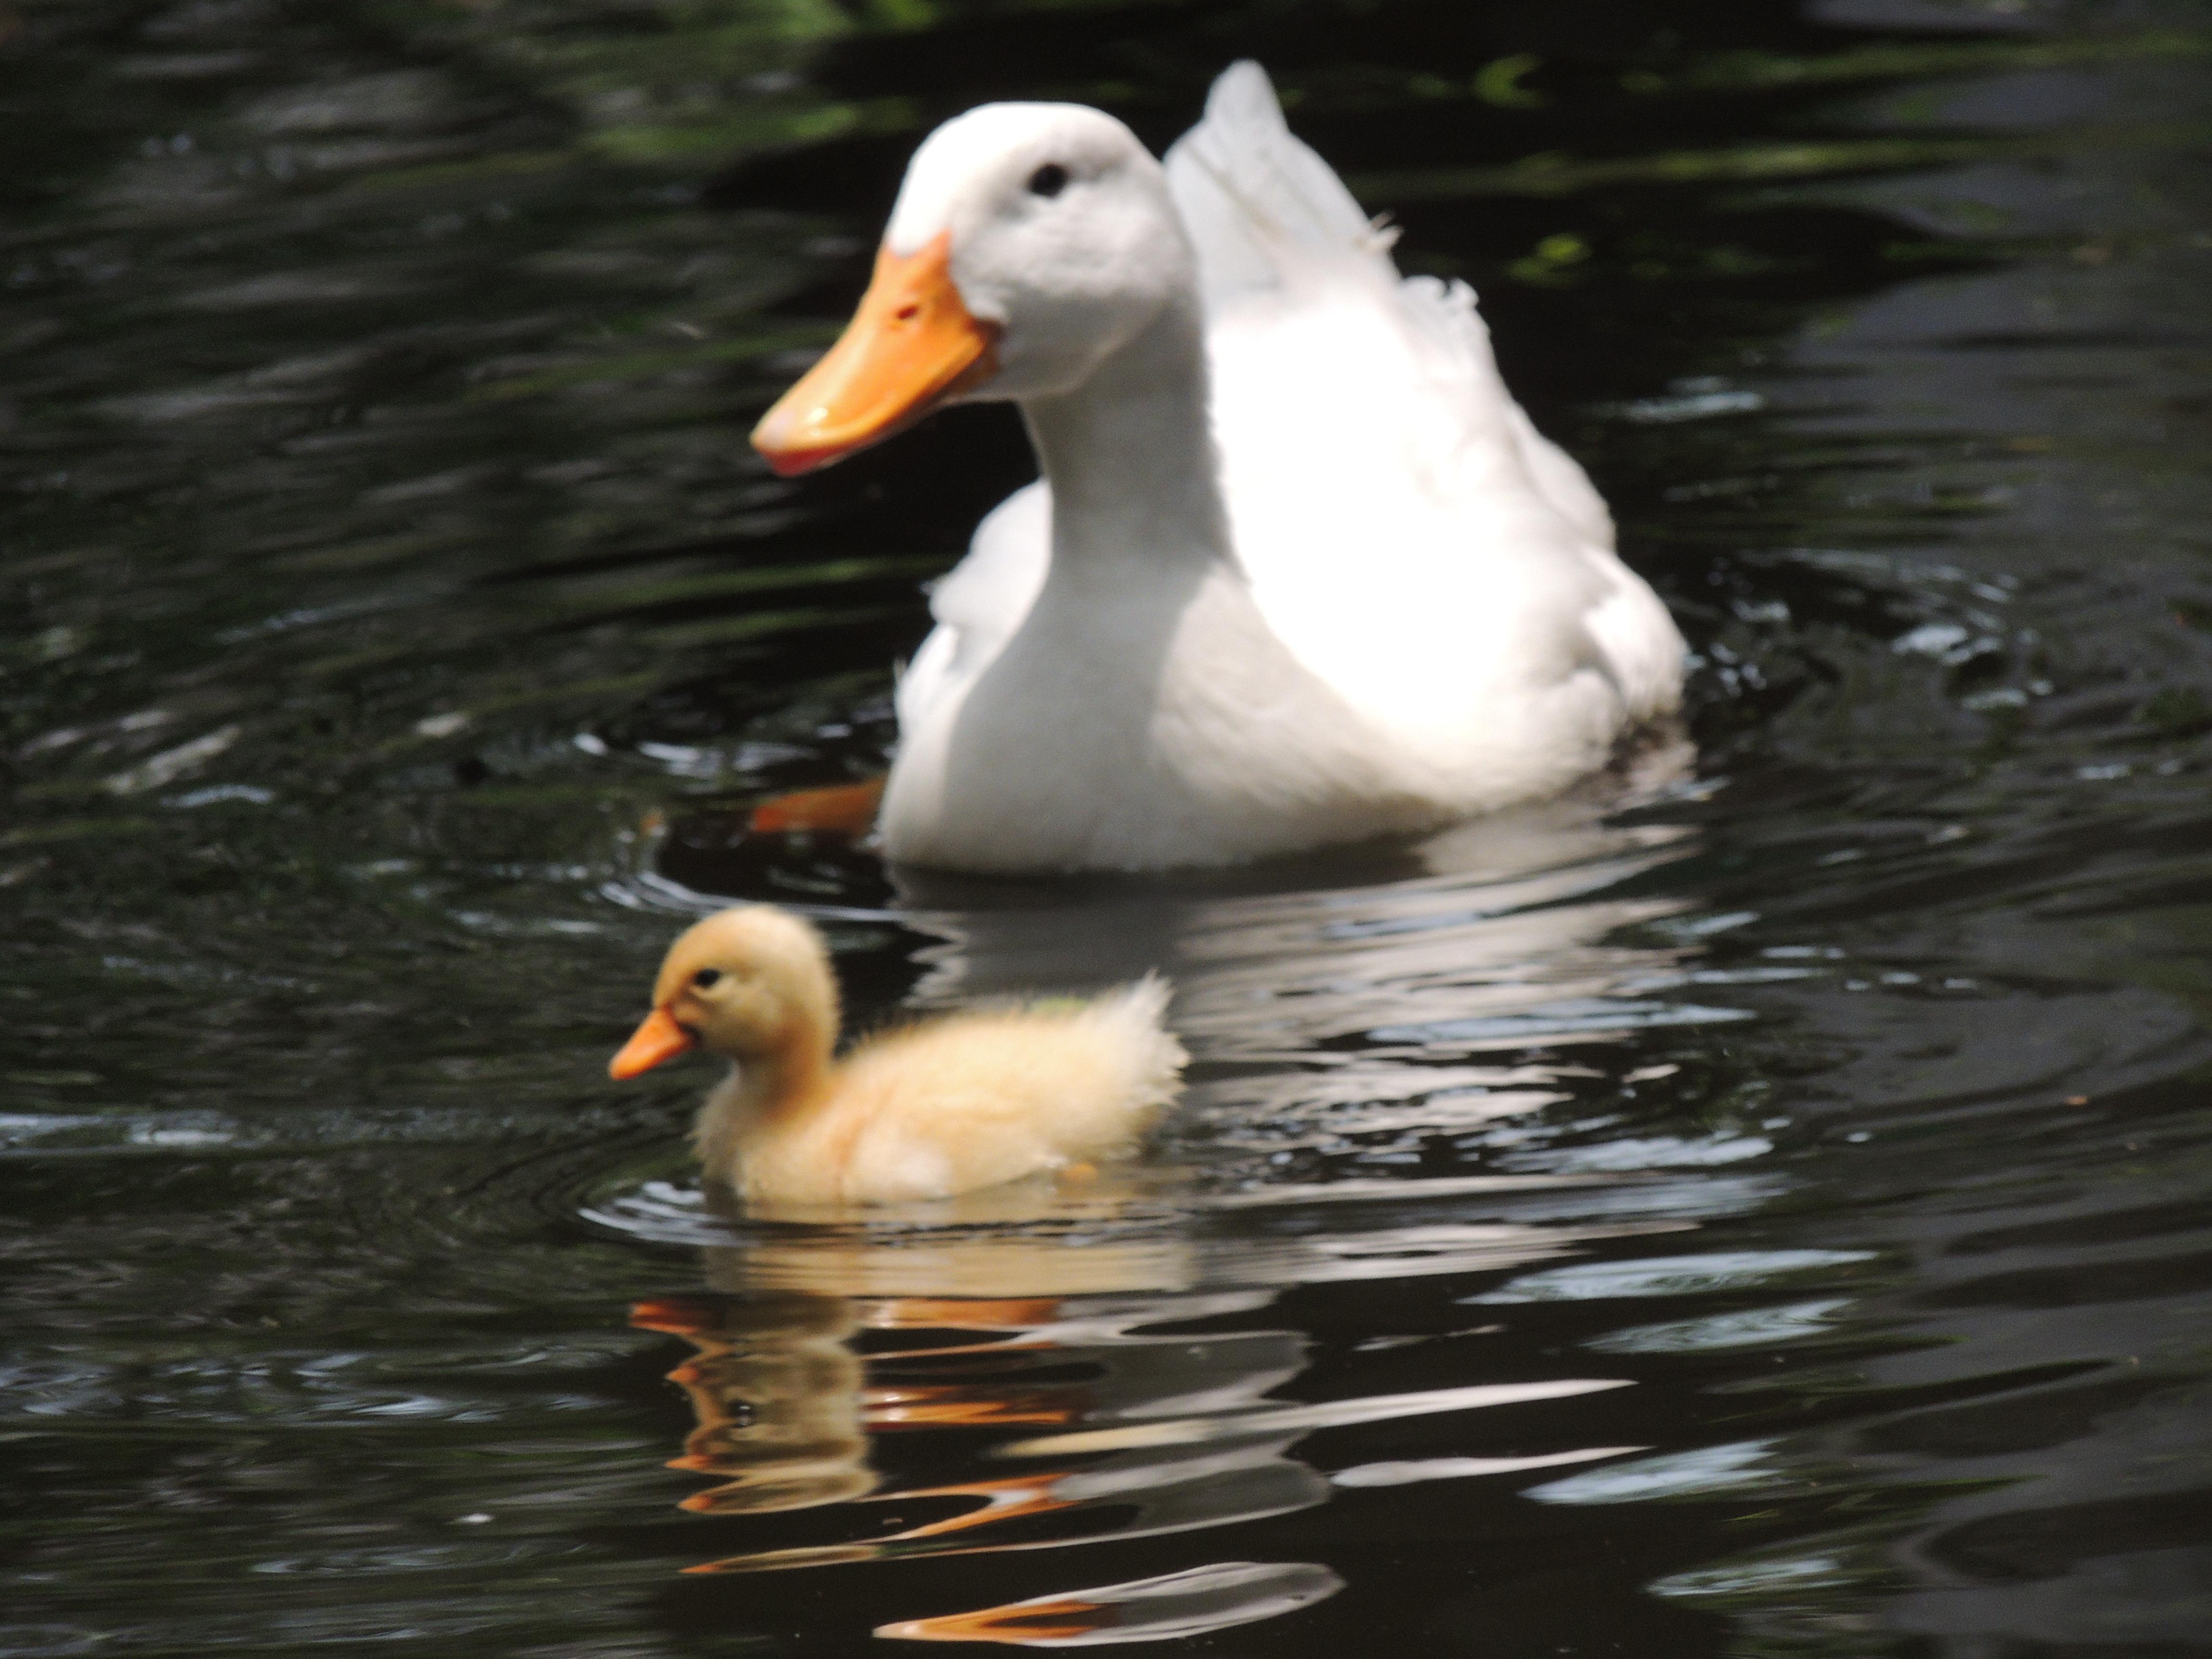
(630, 1276), (1333, 1576)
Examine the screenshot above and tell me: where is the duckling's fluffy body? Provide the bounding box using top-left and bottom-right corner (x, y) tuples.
(612, 907), (1184, 1208)
(696, 979), (1181, 1207)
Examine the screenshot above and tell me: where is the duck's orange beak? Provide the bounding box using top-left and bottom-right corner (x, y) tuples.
(750, 231), (1000, 477)
(610, 1007), (697, 1080)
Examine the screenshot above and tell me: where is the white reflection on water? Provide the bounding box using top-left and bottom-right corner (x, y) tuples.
(1589, 1298), (1854, 1354)
(1470, 1249), (1877, 1304)
(1528, 1439), (1785, 1505)
(1331, 1446), (1642, 1488)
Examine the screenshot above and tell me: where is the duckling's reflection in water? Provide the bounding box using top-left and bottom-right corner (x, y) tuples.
(636, 1240), (1326, 1575)
(632, 1291), (877, 1517)
(637, 1212), (1646, 1601)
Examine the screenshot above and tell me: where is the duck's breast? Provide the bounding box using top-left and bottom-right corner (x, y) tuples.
(895, 479), (1051, 744)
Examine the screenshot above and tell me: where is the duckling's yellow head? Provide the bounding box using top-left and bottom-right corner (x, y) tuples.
(610, 906), (841, 1081)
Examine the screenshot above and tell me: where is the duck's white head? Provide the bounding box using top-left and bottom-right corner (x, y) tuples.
(752, 102), (1192, 475)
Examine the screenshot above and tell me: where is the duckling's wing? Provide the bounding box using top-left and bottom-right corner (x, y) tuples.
(832, 987), (1184, 1202)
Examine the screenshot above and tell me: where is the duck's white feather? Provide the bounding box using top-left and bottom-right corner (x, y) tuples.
(901, 479), (1048, 724)
(1163, 65), (1680, 757)
(887, 64), (1683, 871)
(1163, 65), (1614, 547)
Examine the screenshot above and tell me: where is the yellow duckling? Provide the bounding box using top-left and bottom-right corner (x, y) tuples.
(609, 906), (1185, 1207)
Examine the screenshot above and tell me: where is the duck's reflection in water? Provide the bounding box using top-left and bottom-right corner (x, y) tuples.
(614, 786), (1736, 1642)
(890, 789), (1709, 1165)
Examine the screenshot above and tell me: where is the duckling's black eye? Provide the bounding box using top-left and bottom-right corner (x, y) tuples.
(691, 968), (722, 989)
(1027, 163), (1069, 199)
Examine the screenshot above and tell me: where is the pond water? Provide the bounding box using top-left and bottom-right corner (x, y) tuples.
(5, 1), (2211, 1654)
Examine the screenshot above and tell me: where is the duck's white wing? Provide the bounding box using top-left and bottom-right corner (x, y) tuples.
(1166, 63), (1615, 538)
(1163, 63), (1680, 790)
(895, 479), (1050, 738)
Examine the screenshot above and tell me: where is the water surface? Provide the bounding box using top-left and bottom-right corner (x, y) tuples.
(4, 1), (2211, 1654)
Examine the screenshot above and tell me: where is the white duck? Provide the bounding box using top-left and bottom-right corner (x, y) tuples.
(753, 63), (1684, 874)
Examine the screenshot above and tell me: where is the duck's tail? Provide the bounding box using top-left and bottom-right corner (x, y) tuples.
(1162, 61), (1617, 553)
(1162, 60), (1397, 311)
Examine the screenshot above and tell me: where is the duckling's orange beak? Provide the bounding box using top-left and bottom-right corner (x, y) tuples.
(610, 1007), (697, 1080)
(750, 231), (1000, 477)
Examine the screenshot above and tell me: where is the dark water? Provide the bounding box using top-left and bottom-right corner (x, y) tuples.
(5, 0), (2212, 1653)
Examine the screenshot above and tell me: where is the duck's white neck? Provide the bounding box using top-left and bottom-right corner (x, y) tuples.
(1020, 294), (1233, 578)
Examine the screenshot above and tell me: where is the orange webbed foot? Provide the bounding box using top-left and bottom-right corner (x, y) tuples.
(747, 776), (886, 838)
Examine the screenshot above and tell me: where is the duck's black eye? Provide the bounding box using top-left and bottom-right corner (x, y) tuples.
(1027, 163), (1069, 199)
(691, 968), (722, 989)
